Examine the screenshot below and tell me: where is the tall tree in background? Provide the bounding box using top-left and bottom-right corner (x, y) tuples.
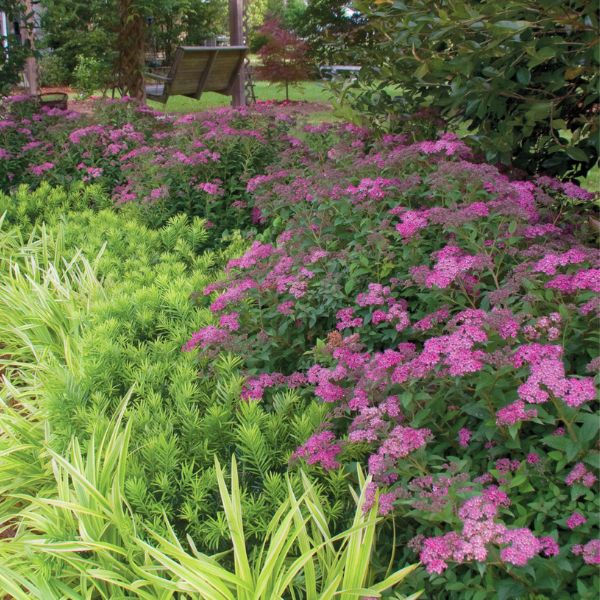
(0, 0), (33, 93)
(41, 0), (117, 78)
(39, 0), (230, 90)
(257, 19), (311, 101)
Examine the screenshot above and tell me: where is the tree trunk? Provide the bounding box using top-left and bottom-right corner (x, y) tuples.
(21, 0), (38, 95)
(115, 0), (145, 100)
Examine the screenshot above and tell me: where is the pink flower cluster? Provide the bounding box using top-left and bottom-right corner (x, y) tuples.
(368, 426), (431, 481)
(513, 344), (596, 408)
(182, 325), (230, 351)
(345, 177), (401, 203)
(410, 245), (490, 289)
(30, 161), (54, 176)
(420, 488), (555, 573)
(292, 431), (341, 470)
(572, 540), (600, 565)
(565, 463), (597, 488)
(566, 512), (586, 530)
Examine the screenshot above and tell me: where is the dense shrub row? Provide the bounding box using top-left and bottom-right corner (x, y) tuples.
(0, 95), (293, 235)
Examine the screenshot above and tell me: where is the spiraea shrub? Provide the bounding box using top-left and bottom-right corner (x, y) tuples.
(0, 96), (297, 237)
(185, 123), (599, 598)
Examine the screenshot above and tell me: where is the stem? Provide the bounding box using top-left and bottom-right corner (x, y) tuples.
(550, 395), (577, 442)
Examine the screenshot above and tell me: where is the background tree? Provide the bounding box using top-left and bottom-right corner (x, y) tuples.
(350, 0), (599, 178)
(0, 0), (33, 94)
(298, 0), (367, 64)
(145, 0), (228, 64)
(114, 0), (145, 98)
(257, 18), (311, 101)
(40, 0), (116, 82)
(38, 0), (229, 92)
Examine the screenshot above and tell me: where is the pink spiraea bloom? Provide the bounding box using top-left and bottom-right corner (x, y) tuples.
(149, 185), (168, 200)
(538, 536), (560, 557)
(226, 241), (275, 271)
(395, 209), (429, 241)
(532, 248), (589, 276)
(496, 400), (537, 425)
(565, 463), (597, 488)
(336, 307), (363, 330)
(546, 268), (600, 295)
(500, 528), (542, 566)
(29, 161), (54, 176)
(197, 181), (224, 195)
(209, 278), (257, 312)
(420, 488), (552, 573)
(292, 430), (341, 470)
(182, 325), (229, 351)
(458, 428), (471, 448)
(572, 540), (600, 565)
(219, 312), (240, 331)
(276, 300), (294, 315)
(416, 133), (470, 157)
(566, 512), (587, 530)
(410, 244), (489, 289)
(367, 426), (431, 480)
(513, 344), (597, 409)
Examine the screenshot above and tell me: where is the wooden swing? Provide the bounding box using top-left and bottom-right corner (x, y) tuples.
(144, 45), (248, 104)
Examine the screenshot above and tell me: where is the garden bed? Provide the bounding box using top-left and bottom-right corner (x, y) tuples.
(0, 95), (598, 599)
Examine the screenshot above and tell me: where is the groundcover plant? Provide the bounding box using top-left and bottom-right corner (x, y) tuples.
(0, 95), (598, 599)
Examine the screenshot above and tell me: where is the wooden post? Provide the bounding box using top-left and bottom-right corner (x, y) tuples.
(229, 0), (245, 107)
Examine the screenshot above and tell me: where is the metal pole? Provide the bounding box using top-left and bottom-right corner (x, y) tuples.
(229, 0), (245, 107)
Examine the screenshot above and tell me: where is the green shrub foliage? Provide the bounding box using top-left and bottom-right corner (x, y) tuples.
(350, 0), (599, 178)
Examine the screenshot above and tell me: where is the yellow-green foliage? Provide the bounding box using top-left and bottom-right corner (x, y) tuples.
(0, 186), (350, 553)
(0, 188), (418, 597)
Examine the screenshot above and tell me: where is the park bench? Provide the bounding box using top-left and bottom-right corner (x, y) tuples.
(319, 65), (361, 81)
(144, 46), (248, 104)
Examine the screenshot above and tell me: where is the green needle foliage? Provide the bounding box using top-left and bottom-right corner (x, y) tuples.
(0, 220), (417, 594)
(0, 186), (389, 585)
(1, 396), (419, 598)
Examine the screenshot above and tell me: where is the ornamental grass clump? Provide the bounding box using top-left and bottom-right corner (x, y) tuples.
(185, 123), (599, 597)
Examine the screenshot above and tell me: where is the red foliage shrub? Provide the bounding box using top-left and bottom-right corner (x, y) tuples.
(257, 20), (312, 101)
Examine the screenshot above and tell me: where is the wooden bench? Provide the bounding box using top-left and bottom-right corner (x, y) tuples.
(144, 46), (248, 104)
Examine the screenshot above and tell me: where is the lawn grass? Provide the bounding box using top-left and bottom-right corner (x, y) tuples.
(147, 80), (333, 113)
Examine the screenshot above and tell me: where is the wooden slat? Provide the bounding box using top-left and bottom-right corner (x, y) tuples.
(194, 50), (218, 99)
